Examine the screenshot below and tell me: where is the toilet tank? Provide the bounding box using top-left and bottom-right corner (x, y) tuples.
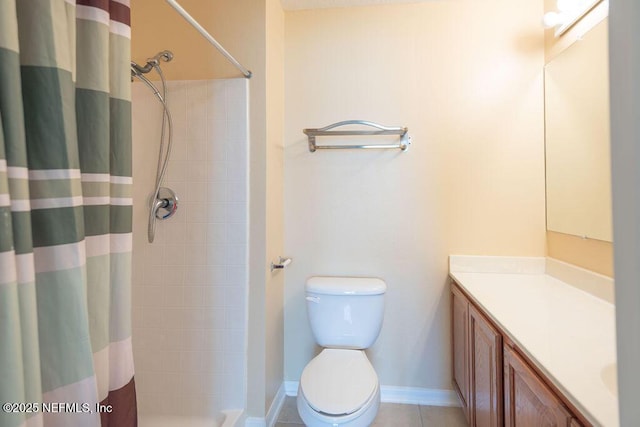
(305, 276), (386, 350)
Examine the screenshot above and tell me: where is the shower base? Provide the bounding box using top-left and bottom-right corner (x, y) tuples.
(138, 409), (242, 427)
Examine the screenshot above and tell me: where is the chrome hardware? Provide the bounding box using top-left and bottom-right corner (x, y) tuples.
(270, 256), (292, 272)
(303, 120), (411, 152)
(131, 50), (173, 79)
(153, 187), (179, 220)
(135, 52), (175, 244)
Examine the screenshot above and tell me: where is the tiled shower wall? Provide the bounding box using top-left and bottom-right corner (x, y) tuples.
(131, 79), (248, 416)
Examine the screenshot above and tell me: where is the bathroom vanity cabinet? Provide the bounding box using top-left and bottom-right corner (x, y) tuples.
(452, 284), (502, 427)
(503, 345), (575, 426)
(451, 282), (587, 427)
(451, 284), (470, 416)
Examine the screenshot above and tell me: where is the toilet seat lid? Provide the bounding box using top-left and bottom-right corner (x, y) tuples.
(300, 349), (377, 416)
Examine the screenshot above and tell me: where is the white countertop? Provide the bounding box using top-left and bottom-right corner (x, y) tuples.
(449, 256), (618, 427)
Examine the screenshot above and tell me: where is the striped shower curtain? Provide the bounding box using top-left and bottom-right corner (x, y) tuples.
(0, 1), (136, 426)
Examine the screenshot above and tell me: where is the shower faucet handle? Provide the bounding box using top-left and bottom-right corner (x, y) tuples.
(153, 187), (179, 220)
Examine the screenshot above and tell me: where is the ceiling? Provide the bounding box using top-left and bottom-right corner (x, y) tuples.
(280, 0), (434, 11)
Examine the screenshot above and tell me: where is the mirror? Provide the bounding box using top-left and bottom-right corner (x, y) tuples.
(544, 19), (612, 242)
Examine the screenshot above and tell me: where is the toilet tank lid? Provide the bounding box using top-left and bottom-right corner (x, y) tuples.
(306, 276), (386, 295)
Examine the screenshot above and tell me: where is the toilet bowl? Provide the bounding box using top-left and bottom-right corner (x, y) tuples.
(297, 349), (380, 427)
(297, 277), (386, 427)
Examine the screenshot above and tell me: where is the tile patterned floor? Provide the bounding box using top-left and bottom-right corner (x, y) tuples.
(275, 396), (468, 427)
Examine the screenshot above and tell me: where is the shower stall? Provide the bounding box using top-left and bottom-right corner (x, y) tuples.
(130, 3), (251, 426)
(131, 75), (249, 426)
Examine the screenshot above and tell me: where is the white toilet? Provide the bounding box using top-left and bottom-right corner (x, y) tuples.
(297, 276), (386, 427)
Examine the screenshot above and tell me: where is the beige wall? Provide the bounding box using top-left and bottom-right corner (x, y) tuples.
(547, 231), (613, 277)
(546, 230), (613, 277)
(265, 0), (285, 413)
(284, 0), (545, 389)
(132, 0), (284, 419)
(543, 0), (613, 277)
(131, 0), (262, 80)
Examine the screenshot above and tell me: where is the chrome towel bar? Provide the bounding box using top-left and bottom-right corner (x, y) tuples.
(303, 120), (411, 152)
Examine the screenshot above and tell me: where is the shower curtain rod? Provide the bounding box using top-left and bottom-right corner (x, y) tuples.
(164, 0), (252, 79)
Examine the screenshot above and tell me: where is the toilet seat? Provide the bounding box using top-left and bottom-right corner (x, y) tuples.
(300, 349), (378, 416)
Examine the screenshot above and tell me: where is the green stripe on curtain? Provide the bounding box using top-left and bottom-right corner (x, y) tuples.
(0, 207), (13, 253)
(17, 282), (43, 406)
(81, 182), (132, 199)
(87, 254), (110, 351)
(0, 49), (28, 168)
(0, 285), (28, 427)
(0, 119), (10, 260)
(77, 88), (110, 174)
(6, 176), (28, 201)
(109, 33), (131, 103)
(76, 19), (109, 92)
(0, 115), (4, 161)
(21, 66), (79, 171)
(110, 205), (133, 234)
(10, 211), (33, 255)
(0, 1), (19, 53)
(0, 283), (42, 427)
(86, 205), (133, 236)
(31, 206), (84, 247)
(84, 205), (110, 236)
(109, 252), (132, 340)
(110, 182), (132, 199)
(110, 98), (132, 177)
(0, 171), (8, 196)
(0, 286), (22, 362)
(36, 267), (94, 390)
(0, 277), (41, 427)
(16, 0), (74, 72)
(82, 181), (110, 198)
(29, 178), (82, 199)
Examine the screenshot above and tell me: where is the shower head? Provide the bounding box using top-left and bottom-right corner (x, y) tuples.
(131, 50), (174, 75)
(148, 50), (174, 65)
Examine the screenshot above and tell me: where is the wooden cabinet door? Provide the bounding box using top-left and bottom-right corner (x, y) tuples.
(451, 284), (470, 422)
(469, 305), (503, 427)
(504, 345), (573, 427)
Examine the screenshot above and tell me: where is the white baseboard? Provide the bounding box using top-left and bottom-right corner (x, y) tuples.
(266, 382), (287, 427)
(283, 381), (460, 407)
(224, 409), (245, 427)
(380, 385), (460, 407)
(284, 380), (299, 396)
(244, 417), (265, 427)
(245, 382), (287, 427)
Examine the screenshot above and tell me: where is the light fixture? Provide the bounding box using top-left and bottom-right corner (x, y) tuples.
(542, 0), (606, 36)
(542, 10), (565, 29)
(542, 0), (574, 30)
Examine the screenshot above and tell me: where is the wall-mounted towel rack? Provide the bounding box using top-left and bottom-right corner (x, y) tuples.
(303, 120), (411, 152)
